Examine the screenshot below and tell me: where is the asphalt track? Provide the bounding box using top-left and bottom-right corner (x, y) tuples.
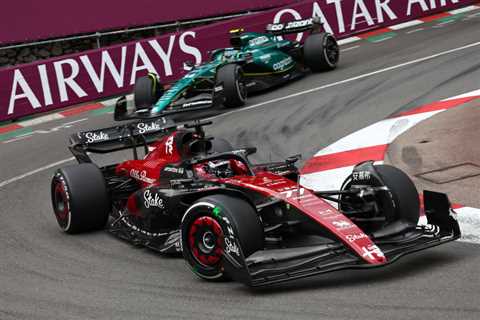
(1, 14), (480, 320)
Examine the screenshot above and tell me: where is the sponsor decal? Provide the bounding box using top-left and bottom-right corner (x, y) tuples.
(130, 169), (156, 184)
(361, 244), (385, 260)
(317, 208), (339, 218)
(352, 170), (371, 181)
(273, 56), (293, 71)
(163, 166), (185, 174)
(285, 18), (313, 30)
(346, 232), (368, 242)
(259, 54), (271, 63)
(137, 122), (161, 134)
(225, 237), (240, 256)
(120, 210), (167, 237)
(143, 189), (165, 209)
(182, 100), (212, 107)
(248, 36), (269, 47)
(332, 220), (354, 230)
(85, 131), (109, 143)
(165, 135), (174, 154)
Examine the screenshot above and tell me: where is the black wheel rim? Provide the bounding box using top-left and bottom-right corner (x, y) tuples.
(325, 36), (339, 65)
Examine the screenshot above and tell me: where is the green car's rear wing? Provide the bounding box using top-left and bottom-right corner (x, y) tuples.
(266, 17), (324, 35)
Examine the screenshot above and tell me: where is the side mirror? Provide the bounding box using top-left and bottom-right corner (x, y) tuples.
(114, 96), (128, 121)
(183, 60), (195, 71)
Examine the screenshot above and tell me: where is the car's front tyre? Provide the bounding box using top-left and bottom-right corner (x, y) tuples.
(181, 195), (263, 281)
(216, 64), (247, 108)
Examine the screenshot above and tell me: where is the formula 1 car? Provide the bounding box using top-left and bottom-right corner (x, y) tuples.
(120, 17), (339, 119)
(51, 116), (460, 287)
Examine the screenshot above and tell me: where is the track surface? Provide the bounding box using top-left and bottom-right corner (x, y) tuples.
(1, 15), (480, 320)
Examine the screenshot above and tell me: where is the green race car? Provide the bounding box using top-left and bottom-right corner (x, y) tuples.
(119, 17), (339, 119)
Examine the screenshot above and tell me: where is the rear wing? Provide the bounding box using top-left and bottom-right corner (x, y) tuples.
(266, 16), (324, 35)
(69, 117), (177, 163)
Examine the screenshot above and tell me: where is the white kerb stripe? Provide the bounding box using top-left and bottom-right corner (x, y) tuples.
(442, 89), (480, 101)
(448, 5), (480, 15)
(338, 37), (362, 45)
(315, 110), (443, 157)
(389, 20), (424, 30)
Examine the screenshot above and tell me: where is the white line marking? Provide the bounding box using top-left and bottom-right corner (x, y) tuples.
(62, 118), (88, 126)
(406, 28), (425, 34)
(371, 36), (394, 43)
(436, 19), (456, 26)
(210, 40), (480, 120)
(18, 113), (65, 127)
(389, 20), (424, 30)
(0, 157), (75, 188)
(2, 135), (32, 144)
(449, 5), (480, 15)
(3, 41), (480, 189)
(338, 37), (362, 45)
(342, 45), (360, 52)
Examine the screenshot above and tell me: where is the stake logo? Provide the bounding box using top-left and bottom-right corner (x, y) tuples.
(143, 190), (164, 209)
(85, 131), (109, 143)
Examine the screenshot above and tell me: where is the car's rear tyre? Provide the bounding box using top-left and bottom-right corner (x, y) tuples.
(181, 195), (263, 281)
(303, 33), (339, 72)
(51, 163), (110, 234)
(134, 73), (164, 110)
(340, 164), (419, 232)
(216, 64), (246, 108)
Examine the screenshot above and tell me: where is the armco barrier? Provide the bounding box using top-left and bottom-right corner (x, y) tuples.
(0, 0), (476, 122)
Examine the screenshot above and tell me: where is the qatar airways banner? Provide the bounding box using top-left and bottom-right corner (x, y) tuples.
(0, 0), (475, 121)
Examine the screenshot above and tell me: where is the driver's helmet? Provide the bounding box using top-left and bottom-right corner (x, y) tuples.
(205, 160), (235, 178)
(229, 28), (244, 48)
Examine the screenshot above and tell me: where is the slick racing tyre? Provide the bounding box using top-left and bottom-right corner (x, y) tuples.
(51, 163), (110, 234)
(216, 64), (247, 108)
(181, 195), (263, 281)
(340, 164), (420, 233)
(134, 73), (164, 110)
(303, 33), (339, 72)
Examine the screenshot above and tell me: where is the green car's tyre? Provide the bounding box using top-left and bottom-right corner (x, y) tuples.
(134, 73), (164, 110)
(304, 33), (339, 72)
(216, 64), (247, 108)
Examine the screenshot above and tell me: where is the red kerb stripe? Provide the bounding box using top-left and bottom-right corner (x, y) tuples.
(420, 12), (450, 22)
(301, 144), (388, 174)
(59, 103), (104, 117)
(0, 123), (22, 134)
(393, 96), (479, 117)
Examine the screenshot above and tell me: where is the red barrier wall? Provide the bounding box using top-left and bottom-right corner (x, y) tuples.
(0, 0), (476, 122)
(0, 0), (297, 45)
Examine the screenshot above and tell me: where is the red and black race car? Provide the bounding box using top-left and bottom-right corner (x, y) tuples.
(51, 116), (460, 287)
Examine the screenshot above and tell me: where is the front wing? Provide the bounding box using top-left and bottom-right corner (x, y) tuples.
(222, 191), (461, 287)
